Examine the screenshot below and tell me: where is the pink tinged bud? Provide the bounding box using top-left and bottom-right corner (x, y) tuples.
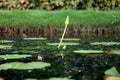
(37, 55), (42, 61)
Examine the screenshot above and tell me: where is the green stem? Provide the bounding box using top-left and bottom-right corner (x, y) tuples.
(58, 24), (68, 48)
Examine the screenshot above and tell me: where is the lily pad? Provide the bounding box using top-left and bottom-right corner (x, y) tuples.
(0, 45), (12, 49)
(47, 42), (79, 46)
(109, 50), (120, 54)
(49, 78), (73, 80)
(0, 62), (51, 70)
(0, 40), (13, 43)
(23, 38), (47, 40)
(59, 38), (80, 41)
(104, 67), (120, 77)
(0, 54), (31, 59)
(90, 42), (120, 46)
(73, 50), (104, 54)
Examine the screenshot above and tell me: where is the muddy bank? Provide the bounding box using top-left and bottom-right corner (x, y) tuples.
(0, 26), (120, 37)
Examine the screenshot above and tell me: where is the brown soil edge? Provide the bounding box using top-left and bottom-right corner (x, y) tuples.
(0, 26), (120, 37)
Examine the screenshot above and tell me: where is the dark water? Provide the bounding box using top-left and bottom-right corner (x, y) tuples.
(0, 34), (120, 80)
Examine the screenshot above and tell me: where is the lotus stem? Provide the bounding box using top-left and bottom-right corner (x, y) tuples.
(58, 16), (69, 49)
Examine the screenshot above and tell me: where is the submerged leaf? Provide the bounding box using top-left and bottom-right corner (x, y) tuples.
(0, 62), (50, 70)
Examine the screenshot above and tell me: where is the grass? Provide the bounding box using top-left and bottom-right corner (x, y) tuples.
(0, 9), (120, 27)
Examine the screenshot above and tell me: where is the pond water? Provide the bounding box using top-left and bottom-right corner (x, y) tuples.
(0, 34), (120, 80)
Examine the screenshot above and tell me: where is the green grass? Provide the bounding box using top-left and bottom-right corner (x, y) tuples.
(0, 10), (120, 27)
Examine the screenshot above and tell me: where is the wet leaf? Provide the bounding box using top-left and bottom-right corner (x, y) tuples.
(0, 62), (50, 70)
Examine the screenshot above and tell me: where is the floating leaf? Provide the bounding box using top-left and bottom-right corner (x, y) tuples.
(109, 50), (120, 54)
(0, 62), (51, 70)
(24, 79), (37, 80)
(104, 67), (120, 77)
(0, 54), (31, 59)
(90, 42), (120, 45)
(49, 77), (73, 80)
(12, 50), (38, 54)
(23, 38), (47, 40)
(0, 45), (12, 49)
(59, 38), (80, 41)
(0, 40), (13, 43)
(47, 42), (79, 46)
(73, 50), (104, 54)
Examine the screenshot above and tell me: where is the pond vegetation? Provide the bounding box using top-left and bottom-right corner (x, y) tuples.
(0, 35), (120, 80)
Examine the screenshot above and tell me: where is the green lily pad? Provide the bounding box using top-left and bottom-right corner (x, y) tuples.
(0, 62), (51, 70)
(105, 67), (120, 77)
(59, 38), (80, 41)
(23, 38), (47, 40)
(47, 42), (79, 46)
(109, 50), (120, 54)
(73, 50), (104, 54)
(90, 42), (120, 45)
(0, 45), (12, 49)
(49, 78), (73, 80)
(0, 40), (13, 43)
(0, 54), (31, 59)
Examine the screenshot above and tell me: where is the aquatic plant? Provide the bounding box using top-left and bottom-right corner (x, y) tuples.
(23, 37), (47, 40)
(90, 42), (120, 46)
(0, 54), (31, 59)
(105, 67), (120, 77)
(0, 45), (12, 49)
(104, 67), (120, 80)
(58, 16), (69, 49)
(73, 50), (104, 54)
(0, 62), (50, 70)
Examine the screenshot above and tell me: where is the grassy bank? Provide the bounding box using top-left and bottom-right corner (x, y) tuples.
(0, 10), (120, 27)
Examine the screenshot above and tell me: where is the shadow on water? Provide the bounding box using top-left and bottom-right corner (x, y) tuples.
(0, 32), (120, 80)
